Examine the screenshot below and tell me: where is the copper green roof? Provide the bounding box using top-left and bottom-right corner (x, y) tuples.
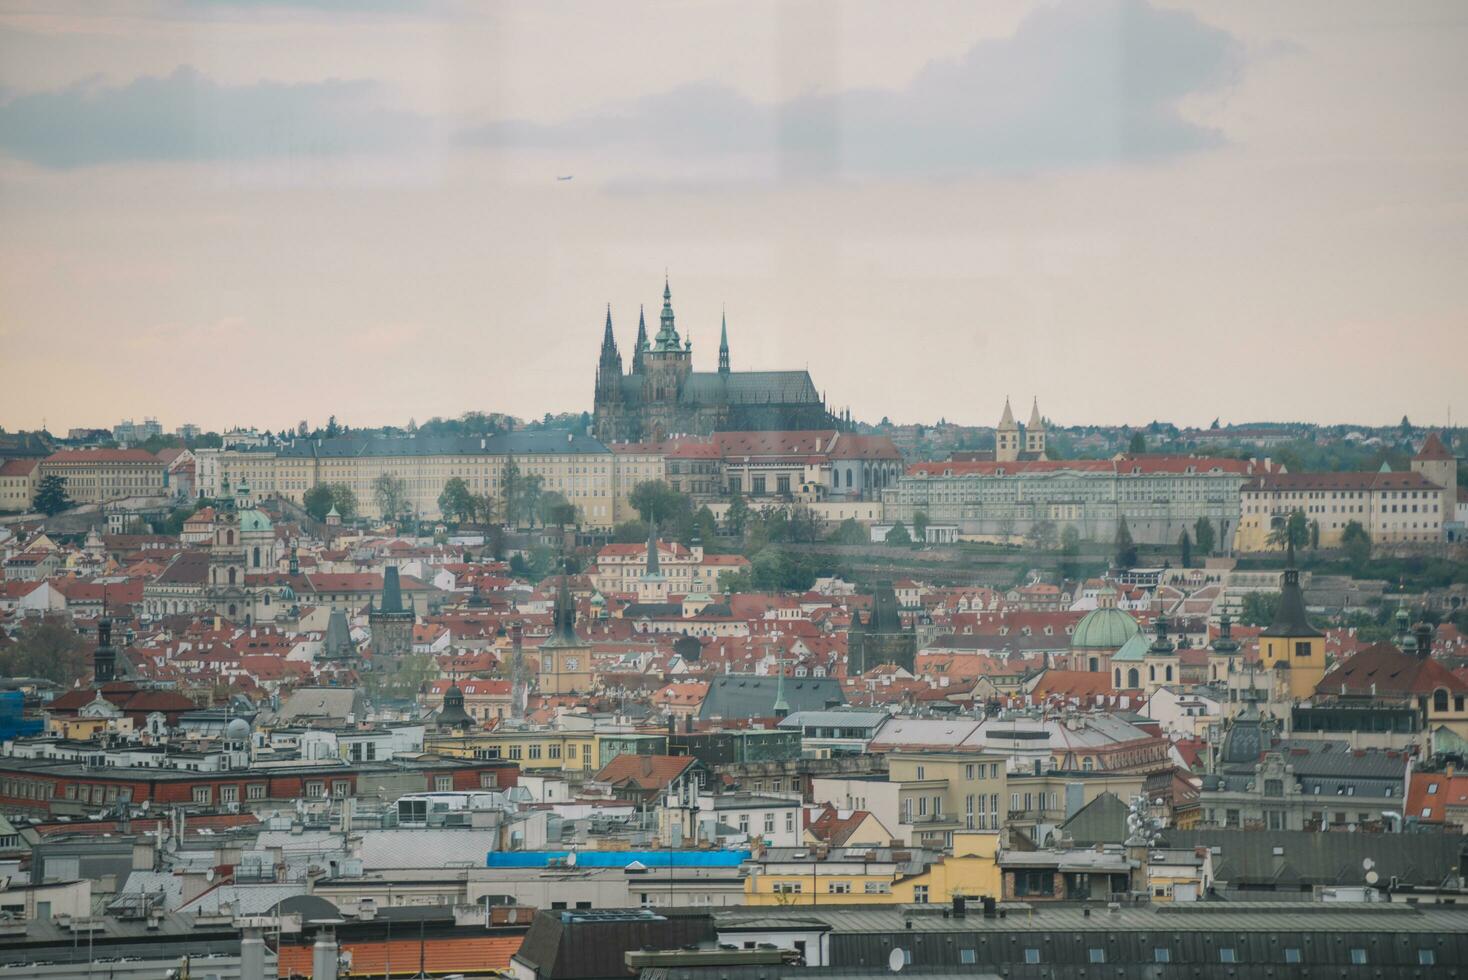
(1070, 605), (1140, 651)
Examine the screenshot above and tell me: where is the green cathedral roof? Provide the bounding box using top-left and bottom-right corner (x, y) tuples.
(1070, 605), (1140, 651)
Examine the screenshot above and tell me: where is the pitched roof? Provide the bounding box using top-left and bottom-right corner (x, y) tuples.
(43, 449), (163, 464)
(1414, 431), (1454, 461)
(593, 753), (696, 790)
(1319, 642), (1468, 698)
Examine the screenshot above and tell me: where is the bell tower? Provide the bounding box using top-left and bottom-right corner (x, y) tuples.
(1258, 544), (1325, 699)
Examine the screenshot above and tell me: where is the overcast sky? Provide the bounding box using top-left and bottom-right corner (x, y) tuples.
(1, 0), (1465, 434)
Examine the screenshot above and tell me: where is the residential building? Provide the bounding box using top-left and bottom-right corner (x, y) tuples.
(0, 458), (39, 512)
(38, 448), (166, 504)
(1236, 469), (1447, 551)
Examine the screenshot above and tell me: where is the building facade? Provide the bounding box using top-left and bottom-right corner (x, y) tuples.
(38, 449), (166, 504)
(1236, 469), (1448, 551)
(890, 455), (1259, 545)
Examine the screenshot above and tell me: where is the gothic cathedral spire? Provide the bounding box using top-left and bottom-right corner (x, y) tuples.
(632, 305), (648, 374)
(718, 310), (730, 374)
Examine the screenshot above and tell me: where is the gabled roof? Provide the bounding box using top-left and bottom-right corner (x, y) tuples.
(593, 753), (697, 790)
(1319, 642), (1468, 698)
(1414, 431), (1454, 461)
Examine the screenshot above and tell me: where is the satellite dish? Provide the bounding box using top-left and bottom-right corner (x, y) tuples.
(1362, 858), (1375, 871)
(566, 851), (577, 867)
(888, 949), (905, 973)
(1365, 870), (1379, 885)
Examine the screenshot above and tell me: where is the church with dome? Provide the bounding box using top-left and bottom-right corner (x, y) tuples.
(592, 278), (844, 442)
(1064, 587), (1140, 674)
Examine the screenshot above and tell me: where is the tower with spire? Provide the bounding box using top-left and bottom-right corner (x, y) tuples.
(595, 305), (623, 405)
(368, 566), (415, 667)
(996, 398), (1021, 462)
(538, 564), (591, 695)
(1257, 542), (1326, 699)
(718, 311), (730, 375)
(1025, 398), (1047, 457)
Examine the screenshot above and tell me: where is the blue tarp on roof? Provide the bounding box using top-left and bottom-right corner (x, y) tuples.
(486, 850), (750, 869)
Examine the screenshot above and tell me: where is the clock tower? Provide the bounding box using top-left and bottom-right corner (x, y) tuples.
(538, 569), (592, 696)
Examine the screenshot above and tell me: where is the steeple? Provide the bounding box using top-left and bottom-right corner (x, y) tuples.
(94, 595), (116, 685)
(1149, 612), (1175, 654)
(646, 521), (660, 576)
(654, 277), (681, 351)
(996, 397), (1021, 462)
(547, 564), (578, 645)
(1024, 397), (1046, 457)
(999, 397), (1016, 428)
(380, 565), (405, 615)
(596, 305), (623, 401)
(718, 311), (730, 374)
(632, 306), (648, 373)
(1027, 397), (1042, 430)
(1262, 541), (1321, 639)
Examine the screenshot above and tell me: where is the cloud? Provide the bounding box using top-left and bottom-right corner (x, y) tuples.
(464, 0), (1244, 178)
(0, 66), (430, 168)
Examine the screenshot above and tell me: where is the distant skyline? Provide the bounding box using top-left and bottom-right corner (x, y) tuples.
(2, 1), (1466, 433)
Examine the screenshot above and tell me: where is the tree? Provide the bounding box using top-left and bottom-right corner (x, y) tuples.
(473, 493), (497, 525)
(1114, 516), (1138, 569)
(612, 520), (649, 543)
(517, 474), (544, 528)
(1128, 432), (1147, 454)
(886, 521), (912, 547)
(1266, 508), (1309, 553)
(32, 474), (72, 516)
(693, 506), (719, 544)
(1178, 528), (1192, 568)
(1059, 525), (1082, 580)
(1024, 519), (1057, 551)
(828, 518), (869, 545)
(328, 484), (359, 520)
(303, 484), (336, 522)
(629, 481), (687, 525)
(502, 458), (522, 526)
(538, 491), (578, 529)
(912, 511), (931, 545)
(0, 617), (90, 685)
(1240, 591), (1281, 627)
(1341, 520), (1371, 567)
(438, 477), (477, 524)
(725, 494), (751, 538)
(1308, 519), (1320, 551)
(325, 415), (341, 437)
(788, 505), (822, 544)
(1193, 517), (1216, 556)
(372, 473), (410, 523)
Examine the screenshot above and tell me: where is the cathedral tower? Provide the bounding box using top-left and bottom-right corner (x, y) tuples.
(1025, 398), (1046, 457)
(996, 398), (1021, 462)
(1258, 543), (1325, 699)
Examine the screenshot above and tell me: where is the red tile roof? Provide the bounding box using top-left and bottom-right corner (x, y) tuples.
(1405, 769), (1468, 824)
(593, 753), (697, 790)
(1245, 471), (1441, 492)
(1318, 642), (1468, 698)
(43, 449), (163, 464)
(1414, 432), (1454, 461)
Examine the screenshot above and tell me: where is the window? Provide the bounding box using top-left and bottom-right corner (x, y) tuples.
(247, 783), (266, 800)
(1023, 949), (1040, 965)
(773, 882), (802, 894)
(764, 812), (775, 833)
(333, 780), (351, 797)
(305, 781), (324, 798)
(915, 765), (925, 779)
(549, 744), (561, 759)
(785, 812), (795, 833)
(509, 746), (522, 760)
(1088, 949), (1105, 964)
(192, 785), (212, 804)
(434, 775), (453, 791)
(959, 949), (976, 965)
(913, 885), (929, 903)
(1419, 950), (1436, 965)
(1283, 948), (1301, 964)
(529, 744), (542, 760)
(828, 881), (850, 894)
(739, 815), (749, 833)
(1349, 949), (1367, 965)
(1153, 948), (1171, 963)
(220, 785), (239, 804)
(1219, 948), (1236, 963)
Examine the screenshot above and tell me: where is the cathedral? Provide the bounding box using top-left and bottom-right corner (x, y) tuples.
(592, 279), (843, 442)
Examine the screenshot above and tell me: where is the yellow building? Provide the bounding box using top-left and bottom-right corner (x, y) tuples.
(424, 728), (598, 773)
(743, 833), (1002, 907)
(538, 575), (593, 696)
(202, 430), (653, 529)
(888, 751), (1008, 850)
(38, 449), (165, 505)
(1236, 470), (1447, 551)
(1257, 552), (1325, 700)
(0, 459), (39, 513)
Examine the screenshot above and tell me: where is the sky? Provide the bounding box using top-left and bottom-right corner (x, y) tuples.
(1, 0), (1465, 435)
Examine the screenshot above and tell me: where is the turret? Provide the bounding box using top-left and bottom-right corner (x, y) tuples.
(996, 397), (1020, 462)
(632, 306), (648, 374)
(718, 311), (730, 374)
(1025, 398), (1046, 457)
(653, 277), (682, 352)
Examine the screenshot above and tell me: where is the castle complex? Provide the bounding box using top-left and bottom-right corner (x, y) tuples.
(592, 279), (842, 442)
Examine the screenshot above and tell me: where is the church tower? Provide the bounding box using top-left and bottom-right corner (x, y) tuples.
(718, 312), (730, 375)
(996, 398), (1021, 462)
(1025, 398), (1046, 457)
(595, 305), (623, 405)
(1258, 543), (1325, 699)
(632, 306), (648, 375)
(94, 607), (117, 684)
(368, 566), (415, 666)
(538, 568), (591, 695)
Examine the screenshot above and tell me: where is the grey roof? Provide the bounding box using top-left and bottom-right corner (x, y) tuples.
(1158, 828), (1468, 889)
(248, 431), (611, 459)
(1059, 791), (1129, 846)
(699, 675), (845, 721)
(676, 371), (821, 406)
(778, 709), (889, 731)
(277, 686), (366, 723)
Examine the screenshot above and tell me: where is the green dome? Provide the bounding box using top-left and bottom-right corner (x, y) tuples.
(239, 508), (274, 533)
(1109, 632), (1150, 663)
(1070, 605), (1140, 651)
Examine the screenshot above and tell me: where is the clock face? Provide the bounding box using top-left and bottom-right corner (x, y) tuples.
(565, 658), (580, 671)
